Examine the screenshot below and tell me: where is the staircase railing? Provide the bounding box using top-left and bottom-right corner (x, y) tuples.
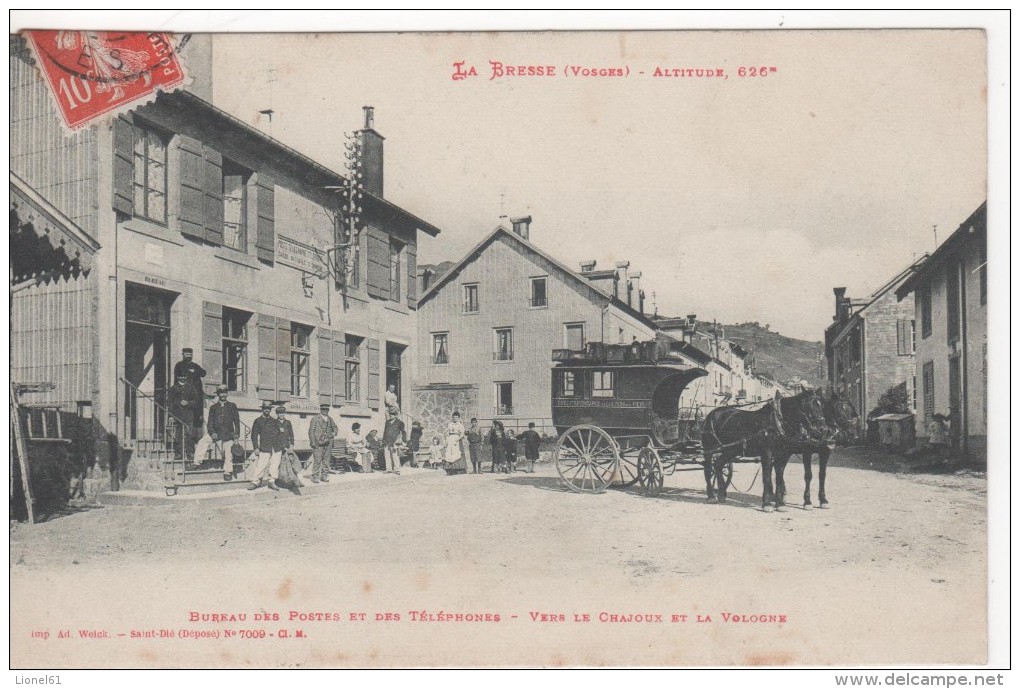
(119, 377), (195, 487)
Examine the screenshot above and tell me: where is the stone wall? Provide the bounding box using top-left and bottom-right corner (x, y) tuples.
(411, 384), (479, 445)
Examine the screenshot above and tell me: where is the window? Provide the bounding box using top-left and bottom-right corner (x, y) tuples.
(922, 361), (935, 423)
(530, 277), (547, 307)
(946, 263), (961, 343)
(463, 284), (479, 313)
(592, 371), (614, 398)
(389, 238), (403, 301)
(896, 319), (915, 356)
(564, 323), (585, 351)
(345, 335), (362, 402)
(432, 333), (449, 365)
(495, 382), (514, 416)
(560, 371), (577, 397)
(221, 308), (251, 392)
(222, 160), (250, 252)
(920, 285), (932, 338)
(132, 125), (168, 224)
(494, 328), (514, 361)
(290, 324), (312, 397)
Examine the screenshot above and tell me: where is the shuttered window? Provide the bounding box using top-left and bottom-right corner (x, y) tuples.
(257, 314), (292, 401)
(365, 226), (390, 299)
(317, 329), (351, 407)
(896, 319), (915, 356)
(922, 361), (935, 423)
(367, 338), (381, 409)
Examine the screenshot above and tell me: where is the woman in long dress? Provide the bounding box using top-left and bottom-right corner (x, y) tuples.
(444, 411), (467, 474)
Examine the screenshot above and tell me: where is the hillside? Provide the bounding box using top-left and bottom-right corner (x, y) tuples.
(716, 322), (825, 389)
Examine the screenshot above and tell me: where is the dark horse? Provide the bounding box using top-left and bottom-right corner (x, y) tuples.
(701, 393), (785, 510)
(775, 389), (859, 508)
(772, 389), (830, 510)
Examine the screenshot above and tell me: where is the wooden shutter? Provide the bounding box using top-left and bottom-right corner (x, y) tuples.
(177, 134), (206, 241)
(276, 317), (292, 399)
(365, 226), (390, 299)
(406, 240), (418, 308)
(254, 173), (276, 264)
(367, 338), (380, 409)
(202, 302), (223, 394)
(203, 147), (224, 246)
(318, 330), (334, 406)
(332, 335), (346, 405)
(257, 313), (279, 399)
(112, 116), (134, 216)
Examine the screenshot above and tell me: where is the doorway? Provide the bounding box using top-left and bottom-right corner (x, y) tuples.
(948, 354), (962, 451)
(386, 342), (405, 407)
(124, 283), (176, 439)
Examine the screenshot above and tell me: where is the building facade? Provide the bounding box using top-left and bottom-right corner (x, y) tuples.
(10, 39), (441, 490)
(895, 203), (987, 459)
(824, 257), (925, 432)
(412, 223), (658, 438)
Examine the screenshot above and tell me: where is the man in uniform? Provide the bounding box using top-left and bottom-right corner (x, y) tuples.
(193, 385), (241, 480)
(308, 403), (338, 483)
(167, 372), (203, 465)
(248, 401), (283, 491)
(516, 422), (542, 474)
(173, 347), (208, 432)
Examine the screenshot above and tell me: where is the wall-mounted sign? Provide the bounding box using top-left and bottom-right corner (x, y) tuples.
(277, 235), (325, 275)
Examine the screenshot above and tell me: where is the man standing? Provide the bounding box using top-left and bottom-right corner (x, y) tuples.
(466, 417), (484, 474)
(191, 385), (241, 479)
(167, 372), (202, 465)
(385, 383), (400, 414)
(308, 403), (338, 483)
(248, 401), (283, 491)
(382, 407), (406, 475)
(173, 347), (208, 431)
(517, 422), (542, 474)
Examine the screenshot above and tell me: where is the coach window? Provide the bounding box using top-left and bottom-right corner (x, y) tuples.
(560, 371), (578, 397)
(592, 371), (614, 398)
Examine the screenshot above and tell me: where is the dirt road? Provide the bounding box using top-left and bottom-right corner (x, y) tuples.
(10, 449), (988, 668)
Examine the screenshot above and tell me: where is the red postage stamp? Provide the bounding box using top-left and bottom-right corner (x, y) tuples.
(24, 30), (186, 131)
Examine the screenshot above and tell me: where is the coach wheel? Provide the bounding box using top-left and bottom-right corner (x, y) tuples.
(637, 447), (664, 497)
(554, 425), (620, 494)
(613, 448), (642, 489)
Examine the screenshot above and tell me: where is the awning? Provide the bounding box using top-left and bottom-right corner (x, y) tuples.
(10, 172), (100, 284)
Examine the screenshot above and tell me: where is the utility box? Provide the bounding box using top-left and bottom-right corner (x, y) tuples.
(875, 413), (915, 452)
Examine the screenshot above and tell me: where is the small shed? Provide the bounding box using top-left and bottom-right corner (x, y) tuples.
(874, 413), (915, 452)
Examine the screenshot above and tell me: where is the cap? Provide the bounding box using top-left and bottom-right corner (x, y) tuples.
(276, 406), (287, 413)
(319, 403), (331, 410)
(216, 384), (228, 393)
(182, 347), (193, 354)
(260, 400), (273, 410)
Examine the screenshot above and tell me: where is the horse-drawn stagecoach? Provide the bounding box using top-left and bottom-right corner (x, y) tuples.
(551, 339), (857, 510)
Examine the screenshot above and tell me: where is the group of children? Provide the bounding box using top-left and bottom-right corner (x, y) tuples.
(411, 415), (541, 474)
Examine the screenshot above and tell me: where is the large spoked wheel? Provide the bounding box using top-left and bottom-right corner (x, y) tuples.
(554, 425), (620, 494)
(612, 448), (642, 489)
(637, 447), (664, 497)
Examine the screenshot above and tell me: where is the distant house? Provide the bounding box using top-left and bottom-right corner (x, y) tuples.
(824, 255), (927, 433)
(412, 221), (658, 437)
(895, 202), (987, 460)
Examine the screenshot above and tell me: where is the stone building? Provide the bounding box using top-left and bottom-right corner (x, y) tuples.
(9, 37), (441, 492)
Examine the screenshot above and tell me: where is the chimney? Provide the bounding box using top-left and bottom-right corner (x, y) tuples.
(510, 215), (532, 240)
(181, 34), (214, 102)
(579, 260), (597, 273)
(614, 261), (629, 301)
(419, 267), (435, 293)
(358, 106), (385, 197)
(628, 271), (642, 309)
(833, 286), (847, 322)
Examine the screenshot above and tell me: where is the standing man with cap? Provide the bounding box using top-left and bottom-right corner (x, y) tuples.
(248, 401), (283, 491)
(308, 403), (338, 483)
(173, 347), (208, 431)
(167, 372), (203, 465)
(194, 385), (241, 480)
(516, 422), (542, 474)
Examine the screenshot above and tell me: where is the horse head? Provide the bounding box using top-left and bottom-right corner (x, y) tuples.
(822, 390), (859, 444)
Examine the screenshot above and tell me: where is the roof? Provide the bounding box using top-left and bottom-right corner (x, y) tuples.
(418, 226), (660, 329)
(10, 172), (101, 282)
(150, 91), (441, 237)
(895, 202), (986, 300)
(830, 253), (929, 346)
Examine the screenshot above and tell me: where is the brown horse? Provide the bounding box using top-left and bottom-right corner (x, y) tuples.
(701, 392), (785, 510)
(773, 389), (830, 510)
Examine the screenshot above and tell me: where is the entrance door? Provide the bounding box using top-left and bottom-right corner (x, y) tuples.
(948, 354), (962, 451)
(385, 343), (405, 407)
(124, 284), (175, 439)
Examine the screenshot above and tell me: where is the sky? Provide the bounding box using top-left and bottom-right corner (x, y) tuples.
(12, 13), (991, 342)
